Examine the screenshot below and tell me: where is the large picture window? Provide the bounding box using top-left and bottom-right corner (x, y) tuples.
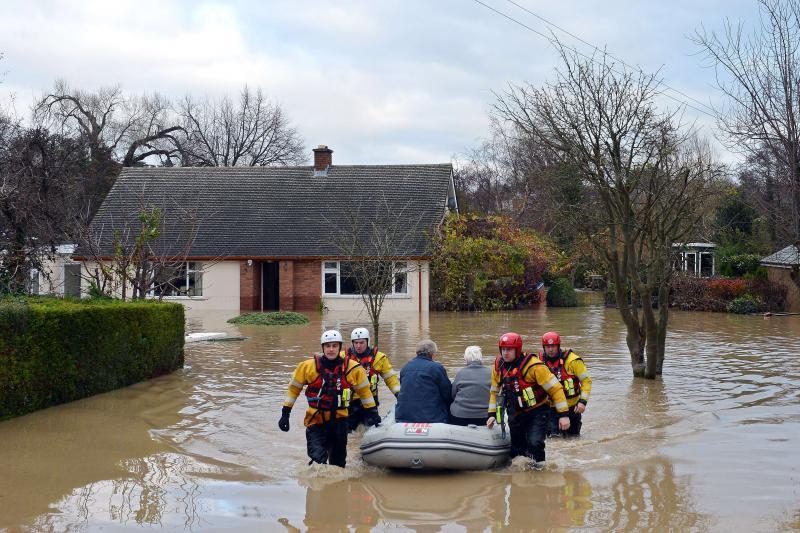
(322, 261), (408, 296)
(154, 262), (203, 296)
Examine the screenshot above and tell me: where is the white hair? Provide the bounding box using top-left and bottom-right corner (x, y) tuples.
(464, 345), (483, 363)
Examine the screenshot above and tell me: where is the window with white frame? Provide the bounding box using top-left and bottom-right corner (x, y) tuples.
(323, 261), (409, 296)
(153, 262), (203, 296)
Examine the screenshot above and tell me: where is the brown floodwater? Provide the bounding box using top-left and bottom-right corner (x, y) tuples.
(2, 294), (800, 531)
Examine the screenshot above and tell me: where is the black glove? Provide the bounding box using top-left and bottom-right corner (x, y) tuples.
(363, 408), (381, 427)
(278, 406), (291, 432)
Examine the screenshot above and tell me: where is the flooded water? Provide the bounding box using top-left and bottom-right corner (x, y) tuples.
(2, 294), (800, 531)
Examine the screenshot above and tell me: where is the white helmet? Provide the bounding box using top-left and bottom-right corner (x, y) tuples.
(351, 327), (370, 342)
(321, 329), (343, 345)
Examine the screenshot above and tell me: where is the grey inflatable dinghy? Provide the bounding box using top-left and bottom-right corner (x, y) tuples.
(360, 408), (511, 470)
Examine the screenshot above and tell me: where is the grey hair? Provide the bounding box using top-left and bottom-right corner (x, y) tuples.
(464, 345), (483, 363)
(415, 339), (438, 357)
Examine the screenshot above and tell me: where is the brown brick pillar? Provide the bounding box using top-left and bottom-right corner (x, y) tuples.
(294, 260), (322, 311)
(279, 260), (295, 311)
(240, 261), (261, 312)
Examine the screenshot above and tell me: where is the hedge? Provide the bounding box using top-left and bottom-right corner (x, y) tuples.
(0, 297), (184, 421)
(670, 275), (786, 313)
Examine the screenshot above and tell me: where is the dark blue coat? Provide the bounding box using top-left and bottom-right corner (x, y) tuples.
(394, 354), (452, 423)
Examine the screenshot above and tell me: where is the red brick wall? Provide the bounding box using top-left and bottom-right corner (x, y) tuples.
(239, 259), (321, 313)
(239, 261), (261, 312)
(294, 260), (321, 311)
(279, 261), (295, 311)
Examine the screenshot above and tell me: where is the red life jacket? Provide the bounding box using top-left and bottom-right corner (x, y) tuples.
(494, 352), (549, 412)
(539, 349), (582, 399)
(306, 355), (353, 411)
(346, 346), (380, 399)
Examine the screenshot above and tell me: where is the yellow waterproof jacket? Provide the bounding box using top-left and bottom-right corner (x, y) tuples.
(489, 354), (569, 416)
(540, 349), (592, 409)
(283, 355), (375, 427)
(342, 347), (401, 399)
(563, 350), (591, 408)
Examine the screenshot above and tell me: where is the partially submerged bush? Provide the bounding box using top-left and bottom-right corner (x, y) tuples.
(227, 311), (309, 325)
(547, 278), (578, 307)
(727, 295), (762, 314)
(430, 215), (560, 311)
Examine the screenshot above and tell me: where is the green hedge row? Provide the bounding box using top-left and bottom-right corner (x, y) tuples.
(0, 297), (184, 421)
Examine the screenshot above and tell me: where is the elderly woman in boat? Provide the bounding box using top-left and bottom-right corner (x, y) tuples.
(449, 346), (492, 426)
(394, 339), (452, 423)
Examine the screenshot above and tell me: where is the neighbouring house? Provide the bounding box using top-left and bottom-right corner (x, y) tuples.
(31, 244), (81, 297)
(760, 243), (800, 312)
(673, 242), (716, 277)
(64, 145), (457, 314)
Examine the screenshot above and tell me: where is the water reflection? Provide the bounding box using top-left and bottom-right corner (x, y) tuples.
(0, 375), (186, 528)
(29, 454), (206, 531)
(292, 469), (596, 532)
(601, 457), (708, 531)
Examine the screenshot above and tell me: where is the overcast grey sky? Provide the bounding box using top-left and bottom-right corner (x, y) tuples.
(0, 0), (760, 165)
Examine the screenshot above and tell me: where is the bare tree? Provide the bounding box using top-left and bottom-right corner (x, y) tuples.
(178, 86), (305, 167)
(694, 0), (800, 241)
(494, 48), (721, 378)
(0, 113), (90, 294)
(325, 195), (428, 347)
(37, 81), (184, 167)
(76, 186), (201, 300)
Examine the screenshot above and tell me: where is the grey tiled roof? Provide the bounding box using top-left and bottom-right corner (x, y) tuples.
(761, 244), (800, 266)
(84, 165), (453, 258)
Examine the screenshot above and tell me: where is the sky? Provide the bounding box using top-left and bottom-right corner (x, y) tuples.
(0, 0), (761, 166)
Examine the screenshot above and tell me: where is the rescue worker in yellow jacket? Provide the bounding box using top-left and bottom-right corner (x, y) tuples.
(278, 329), (380, 467)
(343, 327), (401, 432)
(539, 331), (592, 437)
(486, 332), (569, 465)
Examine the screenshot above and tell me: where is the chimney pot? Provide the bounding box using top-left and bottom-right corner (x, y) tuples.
(313, 145), (333, 174)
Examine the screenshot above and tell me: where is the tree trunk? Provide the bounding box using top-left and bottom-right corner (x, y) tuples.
(371, 316), (381, 349)
(626, 325), (646, 377)
(642, 303), (659, 379)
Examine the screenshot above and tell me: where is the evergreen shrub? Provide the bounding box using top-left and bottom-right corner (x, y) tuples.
(719, 254), (763, 277)
(727, 295), (761, 314)
(0, 297), (184, 421)
(546, 278), (578, 307)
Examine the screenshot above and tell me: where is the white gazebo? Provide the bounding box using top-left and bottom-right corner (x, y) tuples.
(673, 242), (716, 277)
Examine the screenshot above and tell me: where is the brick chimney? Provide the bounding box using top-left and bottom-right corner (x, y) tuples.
(313, 145), (333, 175)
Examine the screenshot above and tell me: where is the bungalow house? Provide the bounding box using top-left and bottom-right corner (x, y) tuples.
(70, 145), (457, 314)
(760, 243), (800, 312)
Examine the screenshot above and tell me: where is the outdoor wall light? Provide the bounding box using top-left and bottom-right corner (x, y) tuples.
(247, 259), (253, 266)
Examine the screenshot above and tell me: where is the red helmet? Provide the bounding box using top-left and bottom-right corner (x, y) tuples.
(499, 332), (523, 354)
(542, 331), (560, 347)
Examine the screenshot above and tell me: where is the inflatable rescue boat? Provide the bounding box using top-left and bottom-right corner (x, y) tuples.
(360, 409), (511, 470)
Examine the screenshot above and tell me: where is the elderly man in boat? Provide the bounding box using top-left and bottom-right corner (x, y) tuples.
(395, 339), (452, 423)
